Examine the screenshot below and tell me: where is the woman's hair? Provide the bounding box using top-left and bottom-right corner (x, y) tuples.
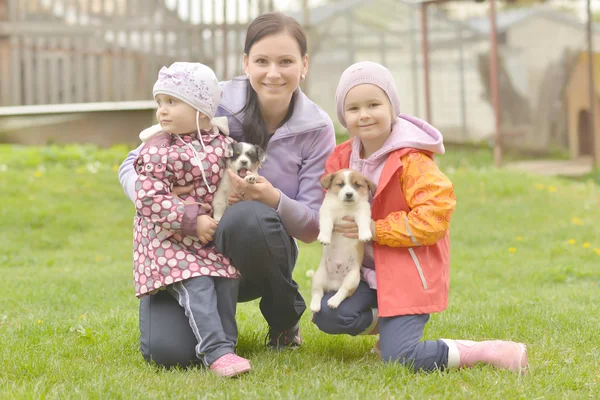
(238, 12), (307, 149)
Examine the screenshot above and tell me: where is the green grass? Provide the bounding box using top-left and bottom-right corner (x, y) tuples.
(1, 143), (599, 399)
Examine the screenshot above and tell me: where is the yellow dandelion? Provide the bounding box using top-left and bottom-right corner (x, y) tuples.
(509, 247), (517, 253)
(568, 239), (576, 245)
(534, 183), (545, 190)
(34, 171), (42, 177)
(96, 255), (103, 262)
(594, 248), (600, 255)
(547, 186), (557, 193)
(583, 242), (591, 248)
(571, 217), (584, 226)
(112, 165), (119, 172)
(37, 319), (43, 324)
(515, 236), (525, 241)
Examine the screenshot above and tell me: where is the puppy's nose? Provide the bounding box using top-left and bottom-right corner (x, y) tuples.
(240, 160), (248, 166)
(345, 192), (353, 200)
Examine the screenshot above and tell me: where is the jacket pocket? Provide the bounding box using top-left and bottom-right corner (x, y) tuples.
(408, 248), (428, 290)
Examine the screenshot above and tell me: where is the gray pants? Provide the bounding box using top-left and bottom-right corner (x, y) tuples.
(165, 276), (239, 366)
(312, 281), (449, 372)
(138, 201), (303, 368)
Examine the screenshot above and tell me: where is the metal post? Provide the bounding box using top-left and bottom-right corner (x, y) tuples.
(489, 0), (502, 167)
(587, 0), (598, 168)
(420, 3), (432, 123)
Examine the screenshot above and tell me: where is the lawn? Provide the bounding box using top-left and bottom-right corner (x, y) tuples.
(0, 143), (599, 399)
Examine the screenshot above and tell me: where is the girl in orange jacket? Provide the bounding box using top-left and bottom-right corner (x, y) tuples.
(312, 61), (528, 374)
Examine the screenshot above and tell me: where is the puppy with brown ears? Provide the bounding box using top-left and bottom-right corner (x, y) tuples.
(310, 169), (376, 312)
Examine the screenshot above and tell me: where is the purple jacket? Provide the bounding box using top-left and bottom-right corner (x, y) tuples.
(119, 77), (336, 243)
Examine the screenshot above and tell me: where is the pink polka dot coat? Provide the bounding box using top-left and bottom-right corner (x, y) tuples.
(132, 129), (238, 297)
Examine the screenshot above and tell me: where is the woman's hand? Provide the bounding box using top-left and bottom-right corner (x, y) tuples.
(226, 170), (281, 209)
(333, 216), (377, 240)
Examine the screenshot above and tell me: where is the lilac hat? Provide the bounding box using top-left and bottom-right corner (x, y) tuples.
(152, 62), (221, 120)
(335, 61), (401, 128)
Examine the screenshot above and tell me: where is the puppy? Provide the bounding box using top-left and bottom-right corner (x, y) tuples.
(212, 142), (265, 221)
(310, 169), (376, 312)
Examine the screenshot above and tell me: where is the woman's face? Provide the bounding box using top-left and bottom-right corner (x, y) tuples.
(243, 32), (308, 106)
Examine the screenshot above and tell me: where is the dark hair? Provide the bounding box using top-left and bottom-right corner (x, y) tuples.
(238, 12), (308, 149)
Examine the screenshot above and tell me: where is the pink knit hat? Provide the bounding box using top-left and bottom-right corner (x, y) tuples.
(153, 62), (221, 120)
(335, 61), (401, 128)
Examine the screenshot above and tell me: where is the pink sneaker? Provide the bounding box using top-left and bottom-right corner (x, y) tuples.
(442, 339), (528, 375)
(209, 353), (251, 378)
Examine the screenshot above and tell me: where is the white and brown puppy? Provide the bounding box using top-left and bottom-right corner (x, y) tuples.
(212, 142), (265, 221)
(310, 169), (376, 312)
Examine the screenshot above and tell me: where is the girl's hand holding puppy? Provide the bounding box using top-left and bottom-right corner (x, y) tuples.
(196, 215), (218, 245)
(333, 216), (377, 241)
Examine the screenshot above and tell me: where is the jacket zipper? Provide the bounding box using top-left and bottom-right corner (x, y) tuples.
(408, 248), (428, 290)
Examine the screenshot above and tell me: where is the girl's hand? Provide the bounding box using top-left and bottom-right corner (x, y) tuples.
(171, 184), (211, 212)
(196, 215), (218, 245)
(172, 184), (194, 198)
(226, 170), (281, 209)
(333, 216), (377, 240)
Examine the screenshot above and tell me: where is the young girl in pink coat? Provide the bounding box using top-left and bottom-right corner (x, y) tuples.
(132, 62), (249, 377)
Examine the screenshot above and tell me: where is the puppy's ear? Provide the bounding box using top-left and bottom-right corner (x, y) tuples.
(225, 144), (234, 158)
(320, 173), (334, 189)
(255, 145), (266, 164)
(366, 178), (377, 195)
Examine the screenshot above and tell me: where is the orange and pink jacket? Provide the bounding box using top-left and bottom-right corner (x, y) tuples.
(324, 114), (456, 317)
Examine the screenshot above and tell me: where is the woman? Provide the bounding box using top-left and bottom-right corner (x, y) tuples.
(118, 12), (336, 367)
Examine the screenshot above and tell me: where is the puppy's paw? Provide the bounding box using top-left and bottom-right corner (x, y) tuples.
(327, 294), (343, 309)
(309, 300), (321, 313)
(358, 231), (372, 242)
(317, 233), (331, 246)
(245, 174), (257, 184)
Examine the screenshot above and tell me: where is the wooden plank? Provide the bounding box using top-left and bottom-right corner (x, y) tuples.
(48, 36), (59, 103)
(100, 33), (111, 101)
(9, 35), (22, 105)
(222, 0), (228, 78)
(0, 100), (157, 116)
(111, 30), (122, 101)
(35, 36), (46, 104)
(62, 35), (73, 103)
(0, 41), (10, 106)
(7, 0), (17, 21)
(22, 35), (34, 105)
(0, 21), (254, 34)
(123, 30), (135, 101)
(74, 35), (84, 103)
(212, 0), (218, 76)
(86, 35), (98, 102)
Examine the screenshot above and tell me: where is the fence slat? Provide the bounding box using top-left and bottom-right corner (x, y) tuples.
(62, 36), (72, 103)
(35, 36), (46, 104)
(10, 35), (22, 105)
(111, 31), (122, 101)
(48, 36), (59, 103)
(86, 35), (98, 102)
(74, 35), (84, 102)
(22, 35), (34, 105)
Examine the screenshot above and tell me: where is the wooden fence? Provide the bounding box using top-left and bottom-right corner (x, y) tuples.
(0, 0), (274, 107)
